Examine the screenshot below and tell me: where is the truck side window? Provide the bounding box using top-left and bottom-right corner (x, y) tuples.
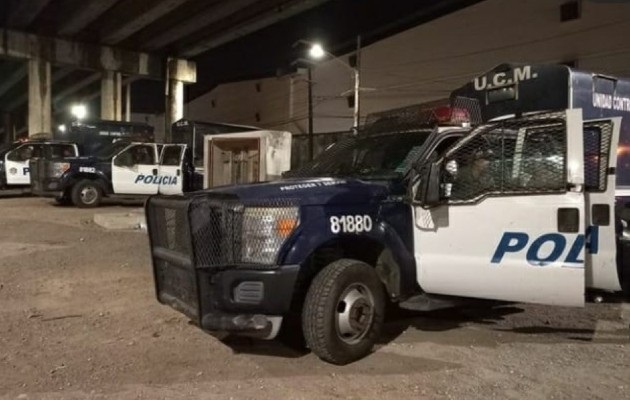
(161, 146), (182, 166)
(128, 145), (155, 165)
(517, 128), (565, 191)
(449, 136), (498, 201)
(448, 120), (566, 202)
(49, 145), (77, 159)
(429, 136), (461, 161)
(7, 145), (37, 162)
(583, 125), (612, 192)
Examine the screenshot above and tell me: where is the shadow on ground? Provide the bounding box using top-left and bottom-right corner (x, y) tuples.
(216, 297), (629, 361)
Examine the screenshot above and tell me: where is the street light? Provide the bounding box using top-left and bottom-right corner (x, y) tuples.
(302, 38), (362, 132)
(308, 43), (325, 59)
(70, 104), (87, 120)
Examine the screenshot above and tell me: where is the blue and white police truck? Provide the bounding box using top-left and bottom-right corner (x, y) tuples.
(144, 63), (630, 365)
(31, 141), (195, 207)
(31, 140), (194, 208)
(1, 120), (153, 194)
(0, 139), (78, 191)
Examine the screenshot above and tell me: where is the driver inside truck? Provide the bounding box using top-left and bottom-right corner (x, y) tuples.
(132, 146), (153, 165)
(451, 146), (496, 200)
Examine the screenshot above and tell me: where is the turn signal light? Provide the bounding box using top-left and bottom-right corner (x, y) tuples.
(276, 218), (298, 237)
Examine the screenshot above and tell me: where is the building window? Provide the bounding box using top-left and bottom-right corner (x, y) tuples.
(560, 1), (580, 22)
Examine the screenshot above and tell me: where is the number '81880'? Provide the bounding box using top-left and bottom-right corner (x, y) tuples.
(329, 215), (373, 234)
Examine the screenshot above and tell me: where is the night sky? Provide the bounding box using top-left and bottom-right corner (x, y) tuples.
(132, 0), (483, 113)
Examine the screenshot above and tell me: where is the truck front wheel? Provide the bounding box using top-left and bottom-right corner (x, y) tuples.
(302, 259), (385, 365)
(54, 192), (72, 206)
(71, 179), (102, 208)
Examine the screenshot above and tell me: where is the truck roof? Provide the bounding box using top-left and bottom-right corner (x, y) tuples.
(451, 63), (630, 122)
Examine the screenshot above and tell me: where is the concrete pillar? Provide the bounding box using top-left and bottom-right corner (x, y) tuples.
(165, 79), (184, 142)
(1, 113), (12, 144)
(101, 70), (122, 120)
(28, 58), (51, 135)
(125, 83), (131, 122)
(164, 58), (195, 142)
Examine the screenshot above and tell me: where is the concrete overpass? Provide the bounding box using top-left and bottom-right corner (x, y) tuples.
(0, 0), (479, 140)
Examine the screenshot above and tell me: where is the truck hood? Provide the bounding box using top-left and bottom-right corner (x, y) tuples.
(203, 177), (405, 206)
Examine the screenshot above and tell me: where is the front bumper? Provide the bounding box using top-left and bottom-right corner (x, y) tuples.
(146, 193), (302, 338)
(155, 263), (299, 337)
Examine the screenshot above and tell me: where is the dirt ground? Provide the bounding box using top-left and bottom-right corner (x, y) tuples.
(0, 196), (628, 400)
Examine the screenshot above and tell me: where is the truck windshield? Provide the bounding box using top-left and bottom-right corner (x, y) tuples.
(286, 131), (432, 179)
(94, 141), (131, 159)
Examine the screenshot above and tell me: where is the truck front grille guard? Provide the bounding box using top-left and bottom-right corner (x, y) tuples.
(146, 195), (201, 320)
(146, 193), (244, 272)
(146, 193), (298, 321)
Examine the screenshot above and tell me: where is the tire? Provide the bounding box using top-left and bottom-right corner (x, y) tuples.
(53, 193), (72, 206)
(302, 258), (385, 365)
(71, 179), (102, 208)
(622, 262), (630, 299)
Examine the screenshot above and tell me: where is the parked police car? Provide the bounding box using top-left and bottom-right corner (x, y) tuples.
(0, 139), (78, 191)
(145, 63), (630, 365)
(31, 141), (195, 207)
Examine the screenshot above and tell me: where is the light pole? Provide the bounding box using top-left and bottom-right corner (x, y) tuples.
(304, 37), (362, 133)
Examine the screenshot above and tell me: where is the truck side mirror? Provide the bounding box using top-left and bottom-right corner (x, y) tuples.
(415, 162), (442, 207)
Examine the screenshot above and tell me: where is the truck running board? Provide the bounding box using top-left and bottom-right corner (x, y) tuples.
(399, 294), (465, 312)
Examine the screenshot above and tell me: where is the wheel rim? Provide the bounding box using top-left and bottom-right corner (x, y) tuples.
(80, 185), (98, 205)
(335, 283), (375, 345)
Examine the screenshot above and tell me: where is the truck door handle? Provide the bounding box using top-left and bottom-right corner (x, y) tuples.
(152, 168), (158, 175)
(176, 169), (181, 176)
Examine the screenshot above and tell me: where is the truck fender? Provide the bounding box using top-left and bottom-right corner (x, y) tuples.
(279, 214), (417, 299)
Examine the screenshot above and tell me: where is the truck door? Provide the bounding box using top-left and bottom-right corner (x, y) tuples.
(158, 144), (186, 195)
(5, 144), (40, 185)
(112, 143), (159, 195)
(413, 110), (586, 306)
(583, 118), (622, 291)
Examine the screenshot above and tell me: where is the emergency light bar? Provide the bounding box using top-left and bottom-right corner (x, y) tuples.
(431, 106), (471, 126)
(361, 97), (481, 134)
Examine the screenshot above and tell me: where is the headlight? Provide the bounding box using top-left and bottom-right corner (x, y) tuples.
(50, 162), (70, 178)
(241, 206), (299, 264)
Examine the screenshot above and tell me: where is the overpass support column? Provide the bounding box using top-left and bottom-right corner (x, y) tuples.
(2, 113), (12, 143)
(28, 58), (51, 136)
(166, 79), (184, 141)
(101, 70), (122, 121)
(165, 59), (196, 142)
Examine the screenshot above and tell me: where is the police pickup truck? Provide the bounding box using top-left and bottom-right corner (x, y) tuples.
(31, 141), (195, 207)
(0, 139), (78, 191)
(1, 120), (153, 194)
(145, 63), (630, 365)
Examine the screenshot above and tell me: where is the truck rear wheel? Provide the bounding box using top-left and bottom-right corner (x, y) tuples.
(71, 179), (102, 208)
(302, 259), (385, 365)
